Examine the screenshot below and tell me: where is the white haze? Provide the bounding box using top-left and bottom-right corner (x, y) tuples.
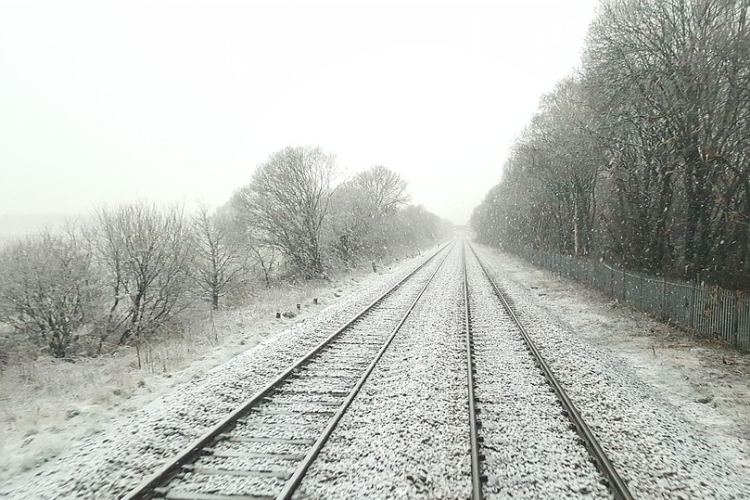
(0, 0), (598, 228)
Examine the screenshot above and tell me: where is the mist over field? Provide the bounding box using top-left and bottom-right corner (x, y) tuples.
(0, 214), (73, 243)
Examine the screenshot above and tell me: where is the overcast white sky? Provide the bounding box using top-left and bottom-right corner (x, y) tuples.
(0, 0), (599, 225)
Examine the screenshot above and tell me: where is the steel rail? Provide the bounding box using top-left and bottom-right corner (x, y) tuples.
(466, 241), (635, 500)
(461, 244), (484, 500)
(122, 240), (455, 500)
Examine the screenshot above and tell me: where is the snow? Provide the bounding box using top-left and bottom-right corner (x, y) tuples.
(295, 245), (471, 499)
(163, 252), (449, 499)
(1, 239), (749, 499)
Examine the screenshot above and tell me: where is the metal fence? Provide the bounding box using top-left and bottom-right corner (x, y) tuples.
(510, 246), (750, 351)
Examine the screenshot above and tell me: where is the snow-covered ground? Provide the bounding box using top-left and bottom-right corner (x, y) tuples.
(2, 240), (749, 499)
(153, 247), (451, 499)
(0, 250), (440, 499)
(464, 247), (609, 499)
(299, 242), (750, 499)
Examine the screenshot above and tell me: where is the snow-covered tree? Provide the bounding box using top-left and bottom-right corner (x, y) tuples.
(92, 203), (193, 362)
(0, 227), (95, 358)
(232, 146), (337, 278)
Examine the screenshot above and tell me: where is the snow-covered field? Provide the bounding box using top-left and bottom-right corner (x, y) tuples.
(2, 240), (749, 499)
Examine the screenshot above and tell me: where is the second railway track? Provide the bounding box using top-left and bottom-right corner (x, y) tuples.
(464, 241), (634, 499)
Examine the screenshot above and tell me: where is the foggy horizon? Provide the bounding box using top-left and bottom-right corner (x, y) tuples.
(0, 0), (599, 229)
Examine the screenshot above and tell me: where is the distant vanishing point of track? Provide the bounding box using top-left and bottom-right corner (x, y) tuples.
(122, 239), (635, 500)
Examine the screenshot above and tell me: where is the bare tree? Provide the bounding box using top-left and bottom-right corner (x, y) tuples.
(395, 204), (451, 247)
(328, 165), (410, 263)
(474, 0), (750, 290)
(232, 146), (337, 278)
(247, 239), (278, 288)
(215, 202), (280, 289)
(192, 204), (247, 309)
(583, 0), (750, 283)
(471, 78), (603, 256)
(93, 203), (193, 364)
(353, 165), (410, 216)
(0, 227), (95, 358)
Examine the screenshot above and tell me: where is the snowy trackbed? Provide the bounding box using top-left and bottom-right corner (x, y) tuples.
(464, 242), (624, 500)
(470, 243), (750, 500)
(3, 238), (750, 500)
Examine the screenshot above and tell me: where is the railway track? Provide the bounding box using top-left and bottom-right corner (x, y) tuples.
(122, 238), (635, 500)
(121, 242), (454, 500)
(464, 241), (634, 499)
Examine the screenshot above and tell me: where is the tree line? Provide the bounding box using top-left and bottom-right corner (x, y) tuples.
(0, 146), (452, 360)
(472, 0), (750, 290)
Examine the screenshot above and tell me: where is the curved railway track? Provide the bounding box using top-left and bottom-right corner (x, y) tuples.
(464, 240), (634, 500)
(122, 241), (455, 500)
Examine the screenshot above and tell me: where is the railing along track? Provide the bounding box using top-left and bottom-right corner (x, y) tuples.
(122, 241), (455, 500)
(465, 241), (634, 500)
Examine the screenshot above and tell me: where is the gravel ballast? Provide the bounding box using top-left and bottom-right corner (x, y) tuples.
(465, 247), (610, 499)
(156, 248), (454, 499)
(294, 243), (470, 499)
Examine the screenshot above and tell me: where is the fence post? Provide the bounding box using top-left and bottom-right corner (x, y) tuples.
(661, 275), (666, 321)
(689, 284), (697, 330)
(736, 293), (746, 349)
(641, 274), (646, 313)
(622, 267), (626, 302)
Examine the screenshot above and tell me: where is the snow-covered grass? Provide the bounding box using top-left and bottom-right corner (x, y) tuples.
(0, 264), (396, 486)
